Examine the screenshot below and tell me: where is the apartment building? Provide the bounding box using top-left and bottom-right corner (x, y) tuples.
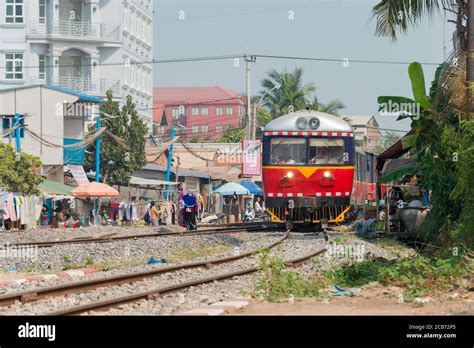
(0, 0), (153, 130)
(153, 87), (244, 140)
(343, 115), (382, 151)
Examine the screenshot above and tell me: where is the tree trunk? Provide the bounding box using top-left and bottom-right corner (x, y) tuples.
(467, 0), (474, 115)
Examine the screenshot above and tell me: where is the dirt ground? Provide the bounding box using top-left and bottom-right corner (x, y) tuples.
(233, 286), (474, 315)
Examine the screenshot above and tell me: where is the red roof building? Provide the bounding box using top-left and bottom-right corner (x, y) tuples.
(153, 87), (245, 140)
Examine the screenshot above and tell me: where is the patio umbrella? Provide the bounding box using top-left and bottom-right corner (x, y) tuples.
(239, 180), (263, 195)
(71, 182), (119, 198)
(213, 182), (250, 196)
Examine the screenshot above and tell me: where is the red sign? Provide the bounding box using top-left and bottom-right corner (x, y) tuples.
(242, 139), (261, 176)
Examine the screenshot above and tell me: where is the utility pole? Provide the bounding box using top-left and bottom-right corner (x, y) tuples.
(467, 0), (474, 114)
(14, 113), (21, 158)
(95, 112), (101, 182)
(164, 125), (175, 200)
(244, 55), (256, 139)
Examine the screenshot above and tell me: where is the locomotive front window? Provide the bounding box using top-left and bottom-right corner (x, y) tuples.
(270, 138), (306, 165)
(308, 138), (345, 165)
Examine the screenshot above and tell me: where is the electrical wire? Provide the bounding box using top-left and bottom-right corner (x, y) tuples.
(0, 53), (442, 71)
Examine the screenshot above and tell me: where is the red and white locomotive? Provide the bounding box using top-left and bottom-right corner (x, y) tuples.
(261, 110), (376, 226)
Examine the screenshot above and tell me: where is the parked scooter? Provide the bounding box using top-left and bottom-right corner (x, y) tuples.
(201, 212), (225, 224)
(243, 208), (270, 222)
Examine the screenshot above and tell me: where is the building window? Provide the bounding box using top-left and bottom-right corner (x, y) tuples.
(123, 6), (128, 30)
(192, 125), (199, 133)
(5, 53), (23, 80)
(216, 125), (223, 133)
(226, 107), (233, 115)
(6, 0), (23, 24)
(39, 0), (46, 23)
(201, 125), (208, 133)
(192, 107), (199, 116)
(38, 54), (45, 80)
(2, 116), (24, 138)
(172, 106), (186, 120)
(216, 107), (223, 116)
(201, 107), (208, 115)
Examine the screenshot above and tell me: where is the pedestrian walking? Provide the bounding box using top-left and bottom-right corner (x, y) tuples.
(150, 201), (160, 226)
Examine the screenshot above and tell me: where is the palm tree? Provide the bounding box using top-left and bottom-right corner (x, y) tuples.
(372, 1), (461, 43)
(310, 96), (346, 116)
(372, 1), (473, 112)
(259, 67), (316, 117)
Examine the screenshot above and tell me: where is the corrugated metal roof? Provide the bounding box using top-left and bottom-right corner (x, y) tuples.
(130, 177), (178, 186)
(0, 84), (103, 103)
(144, 164), (211, 179)
(154, 87), (242, 104)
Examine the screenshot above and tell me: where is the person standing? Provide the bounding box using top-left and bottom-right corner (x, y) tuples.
(150, 201), (160, 227)
(254, 197), (264, 213)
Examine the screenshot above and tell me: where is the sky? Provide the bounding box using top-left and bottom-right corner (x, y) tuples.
(153, 0), (450, 133)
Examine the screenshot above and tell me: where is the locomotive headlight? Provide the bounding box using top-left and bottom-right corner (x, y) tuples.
(323, 171), (333, 179)
(286, 171), (294, 178)
(296, 117), (307, 130)
(309, 117), (321, 130)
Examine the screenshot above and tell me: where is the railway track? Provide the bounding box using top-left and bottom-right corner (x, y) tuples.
(49, 241), (326, 316)
(0, 230), (288, 310)
(0, 231), (326, 316)
(1, 222), (283, 249)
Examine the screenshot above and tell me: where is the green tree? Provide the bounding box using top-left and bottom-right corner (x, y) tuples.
(259, 68), (345, 118)
(378, 62), (473, 248)
(259, 67), (316, 116)
(0, 143), (42, 195)
(309, 96), (346, 116)
(85, 92), (147, 185)
(217, 126), (245, 143)
(372, 1), (460, 43)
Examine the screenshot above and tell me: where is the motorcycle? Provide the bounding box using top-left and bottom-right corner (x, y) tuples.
(200, 212), (225, 224)
(243, 208), (270, 223)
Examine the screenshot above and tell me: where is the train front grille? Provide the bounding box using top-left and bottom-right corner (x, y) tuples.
(267, 205), (348, 223)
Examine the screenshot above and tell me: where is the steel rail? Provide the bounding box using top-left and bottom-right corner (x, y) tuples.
(1, 223), (283, 249)
(44, 240), (326, 316)
(0, 230), (288, 308)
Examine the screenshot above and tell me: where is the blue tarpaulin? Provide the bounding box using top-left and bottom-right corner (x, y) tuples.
(239, 180), (263, 195)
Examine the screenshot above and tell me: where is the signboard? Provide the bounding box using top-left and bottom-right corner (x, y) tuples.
(242, 139), (261, 176)
(68, 165), (90, 185)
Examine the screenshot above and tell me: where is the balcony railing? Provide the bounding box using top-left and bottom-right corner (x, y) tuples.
(29, 20), (121, 42)
(42, 76), (121, 95)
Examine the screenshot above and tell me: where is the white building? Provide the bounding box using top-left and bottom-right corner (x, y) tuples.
(0, 0), (153, 130)
(0, 84), (102, 183)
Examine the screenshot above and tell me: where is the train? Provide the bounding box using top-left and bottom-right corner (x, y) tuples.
(261, 110), (377, 226)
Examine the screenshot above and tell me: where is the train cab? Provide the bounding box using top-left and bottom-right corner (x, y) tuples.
(261, 110), (355, 225)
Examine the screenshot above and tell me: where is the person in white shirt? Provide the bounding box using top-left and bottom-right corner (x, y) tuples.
(254, 197), (264, 213)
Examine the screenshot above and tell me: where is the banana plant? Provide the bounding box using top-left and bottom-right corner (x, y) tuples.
(377, 62), (437, 149)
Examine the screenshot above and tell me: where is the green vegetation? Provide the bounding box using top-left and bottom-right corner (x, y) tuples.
(216, 126), (246, 143)
(251, 247), (473, 303)
(329, 252), (472, 302)
(251, 249), (328, 301)
(85, 91), (147, 186)
(378, 62), (474, 249)
(259, 67), (345, 118)
(167, 243), (230, 262)
(61, 255), (95, 271)
(0, 142), (43, 195)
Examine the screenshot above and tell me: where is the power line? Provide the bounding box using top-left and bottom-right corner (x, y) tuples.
(0, 53), (442, 71)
